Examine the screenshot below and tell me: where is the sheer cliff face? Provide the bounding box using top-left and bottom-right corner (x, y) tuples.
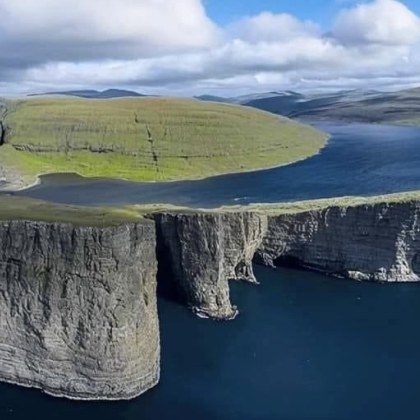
(153, 202), (420, 318)
(154, 213), (266, 320)
(0, 220), (160, 400)
(2, 199), (420, 401)
(258, 202), (420, 282)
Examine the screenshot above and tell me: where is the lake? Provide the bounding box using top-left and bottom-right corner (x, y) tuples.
(2, 121), (420, 419)
(11, 121), (420, 207)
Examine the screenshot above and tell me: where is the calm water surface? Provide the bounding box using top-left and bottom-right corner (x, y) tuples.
(11, 121), (420, 207)
(2, 122), (420, 419)
(2, 265), (420, 420)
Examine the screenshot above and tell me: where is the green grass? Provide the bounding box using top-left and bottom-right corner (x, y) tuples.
(0, 196), (146, 226)
(230, 191), (420, 215)
(1, 191), (420, 226)
(1, 97), (327, 186)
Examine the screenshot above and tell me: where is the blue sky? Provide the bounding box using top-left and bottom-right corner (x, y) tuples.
(206, 0), (420, 27)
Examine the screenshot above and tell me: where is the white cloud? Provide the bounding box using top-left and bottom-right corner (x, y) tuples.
(333, 0), (420, 45)
(227, 12), (320, 43)
(1, 0), (420, 95)
(0, 0), (220, 54)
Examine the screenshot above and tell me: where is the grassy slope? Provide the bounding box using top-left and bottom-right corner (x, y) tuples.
(0, 97), (327, 185)
(2, 191), (420, 226)
(0, 196), (144, 226)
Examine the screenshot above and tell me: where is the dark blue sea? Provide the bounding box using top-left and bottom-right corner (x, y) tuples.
(2, 121), (420, 419)
(2, 265), (420, 420)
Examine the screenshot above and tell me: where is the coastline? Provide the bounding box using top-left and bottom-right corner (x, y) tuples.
(0, 133), (330, 193)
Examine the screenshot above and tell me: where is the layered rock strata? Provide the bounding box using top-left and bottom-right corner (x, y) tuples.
(0, 220), (160, 400)
(1, 199), (420, 400)
(257, 201), (420, 282)
(153, 212), (266, 319)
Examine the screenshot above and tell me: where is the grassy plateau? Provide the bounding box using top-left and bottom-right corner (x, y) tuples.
(0, 97), (327, 187)
(2, 191), (420, 226)
(0, 196), (143, 226)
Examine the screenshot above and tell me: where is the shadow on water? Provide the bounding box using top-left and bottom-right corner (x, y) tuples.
(2, 265), (420, 419)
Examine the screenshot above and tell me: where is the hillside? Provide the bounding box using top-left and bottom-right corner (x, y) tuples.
(0, 97), (327, 189)
(237, 88), (420, 124)
(28, 88), (146, 99)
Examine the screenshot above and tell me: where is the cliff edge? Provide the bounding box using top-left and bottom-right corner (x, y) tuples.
(1, 196), (420, 400)
(154, 200), (420, 320)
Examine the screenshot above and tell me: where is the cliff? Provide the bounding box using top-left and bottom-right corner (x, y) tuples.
(1, 197), (420, 400)
(0, 219), (160, 400)
(257, 201), (420, 282)
(153, 212), (266, 320)
(154, 200), (420, 320)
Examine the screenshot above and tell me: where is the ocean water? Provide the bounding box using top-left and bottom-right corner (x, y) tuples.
(3, 121), (420, 418)
(2, 265), (420, 420)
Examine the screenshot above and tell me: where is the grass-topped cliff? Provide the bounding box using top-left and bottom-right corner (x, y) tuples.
(2, 190), (420, 226)
(0, 97), (327, 189)
(0, 196), (144, 226)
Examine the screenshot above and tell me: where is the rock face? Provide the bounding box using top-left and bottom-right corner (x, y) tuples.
(153, 201), (420, 317)
(153, 212), (266, 319)
(1, 199), (420, 400)
(257, 201), (420, 282)
(0, 220), (160, 400)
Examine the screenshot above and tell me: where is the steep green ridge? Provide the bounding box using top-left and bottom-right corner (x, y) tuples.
(0, 97), (327, 188)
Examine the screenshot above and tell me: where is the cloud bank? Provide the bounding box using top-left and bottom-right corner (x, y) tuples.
(1, 0), (420, 95)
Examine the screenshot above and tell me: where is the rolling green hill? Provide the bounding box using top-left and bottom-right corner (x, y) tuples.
(0, 97), (327, 189)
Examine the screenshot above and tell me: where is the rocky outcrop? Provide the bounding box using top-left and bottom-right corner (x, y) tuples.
(153, 200), (420, 319)
(1, 199), (420, 400)
(0, 220), (160, 400)
(257, 201), (420, 282)
(153, 212), (266, 319)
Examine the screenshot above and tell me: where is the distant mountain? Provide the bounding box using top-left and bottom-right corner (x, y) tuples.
(195, 91), (304, 107)
(237, 88), (420, 124)
(286, 88), (420, 124)
(28, 89), (146, 99)
(194, 95), (230, 103)
(27, 86), (420, 125)
(232, 91), (303, 105)
(242, 91), (305, 116)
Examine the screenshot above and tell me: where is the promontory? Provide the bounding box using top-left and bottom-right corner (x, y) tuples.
(1, 192), (420, 399)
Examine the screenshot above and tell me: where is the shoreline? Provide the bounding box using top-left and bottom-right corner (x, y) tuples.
(0, 133), (330, 193)
(9, 115), (419, 194)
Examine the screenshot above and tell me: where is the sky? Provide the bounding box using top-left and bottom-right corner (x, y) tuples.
(1, 0), (420, 96)
(206, 0), (420, 26)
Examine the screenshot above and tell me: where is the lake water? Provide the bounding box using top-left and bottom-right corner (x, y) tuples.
(11, 121), (420, 207)
(2, 265), (420, 420)
(2, 121), (420, 419)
